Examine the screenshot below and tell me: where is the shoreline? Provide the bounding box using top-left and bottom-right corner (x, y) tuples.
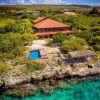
(0, 62), (100, 93)
(0, 76), (100, 100)
(0, 75), (100, 97)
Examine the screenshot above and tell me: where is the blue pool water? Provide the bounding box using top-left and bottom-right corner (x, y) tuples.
(29, 50), (41, 60)
(0, 77), (100, 100)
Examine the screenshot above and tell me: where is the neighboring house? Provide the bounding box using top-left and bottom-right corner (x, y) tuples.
(16, 10), (25, 14)
(8, 9), (16, 13)
(59, 8), (77, 16)
(33, 17), (73, 38)
(27, 10), (40, 14)
(59, 8), (69, 13)
(64, 11), (77, 16)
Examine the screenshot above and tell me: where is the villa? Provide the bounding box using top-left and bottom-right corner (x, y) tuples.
(33, 17), (73, 38)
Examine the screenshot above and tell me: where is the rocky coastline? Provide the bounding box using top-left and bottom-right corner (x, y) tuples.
(0, 62), (100, 92)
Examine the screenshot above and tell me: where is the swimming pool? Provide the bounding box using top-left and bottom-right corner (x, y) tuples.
(29, 50), (41, 60)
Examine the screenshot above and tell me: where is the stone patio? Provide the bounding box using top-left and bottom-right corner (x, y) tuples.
(28, 39), (61, 66)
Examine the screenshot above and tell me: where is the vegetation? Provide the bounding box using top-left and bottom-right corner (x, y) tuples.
(0, 33), (38, 59)
(52, 33), (69, 44)
(92, 36), (100, 51)
(92, 36), (100, 43)
(0, 18), (15, 28)
(53, 13), (100, 31)
(75, 30), (93, 43)
(60, 36), (88, 52)
(46, 38), (53, 46)
(0, 5), (99, 78)
(0, 61), (10, 76)
(93, 44), (100, 51)
(26, 60), (46, 72)
(0, 19), (33, 34)
(89, 7), (99, 15)
(0, 5), (94, 12)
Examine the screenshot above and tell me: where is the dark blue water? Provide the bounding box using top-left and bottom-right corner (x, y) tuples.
(0, 77), (100, 100)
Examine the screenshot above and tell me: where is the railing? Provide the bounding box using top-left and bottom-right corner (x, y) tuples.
(37, 27), (69, 32)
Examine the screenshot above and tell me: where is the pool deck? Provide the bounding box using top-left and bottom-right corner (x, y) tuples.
(27, 39), (60, 65)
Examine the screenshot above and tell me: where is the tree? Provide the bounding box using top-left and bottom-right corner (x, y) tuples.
(17, 19), (33, 34)
(92, 36), (100, 51)
(76, 31), (93, 43)
(91, 27), (100, 36)
(60, 36), (87, 52)
(0, 33), (37, 59)
(0, 27), (6, 33)
(4, 23), (19, 33)
(21, 34), (38, 45)
(92, 36), (100, 43)
(93, 44), (100, 51)
(89, 7), (99, 15)
(0, 19), (33, 34)
(52, 33), (68, 44)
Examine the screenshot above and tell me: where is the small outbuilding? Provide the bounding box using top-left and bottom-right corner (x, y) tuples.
(68, 50), (95, 58)
(62, 50), (95, 64)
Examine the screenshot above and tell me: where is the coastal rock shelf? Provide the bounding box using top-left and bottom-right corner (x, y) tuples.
(0, 62), (100, 91)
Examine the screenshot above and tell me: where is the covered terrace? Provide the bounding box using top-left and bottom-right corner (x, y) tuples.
(62, 50), (96, 64)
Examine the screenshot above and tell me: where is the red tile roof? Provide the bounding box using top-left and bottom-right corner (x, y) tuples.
(34, 30), (73, 36)
(34, 17), (70, 28)
(33, 17), (46, 23)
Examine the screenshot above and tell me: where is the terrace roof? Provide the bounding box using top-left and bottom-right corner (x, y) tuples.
(68, 50), (95, 58)
(35, 30), (73, 36)
(33, 17), (70, 28)
(33, 17), (46, 23)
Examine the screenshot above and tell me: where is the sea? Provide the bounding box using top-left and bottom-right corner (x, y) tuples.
(0, 76), (100, 100)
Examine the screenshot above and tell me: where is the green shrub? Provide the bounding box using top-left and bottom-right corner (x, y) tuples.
(26, 60), (46, 72)
(87, 46), (94, 51)
(0, 19), (33, 34)
(0, 61), (10, 76)
(92, 36), (100, 43)
(11, 46), (24, 57)
(60, 36), (87, 52)
(75, 31), (93, 43)
(52, 33), (68, 43)
(0, 33), (37, 59)
(21, 34), (38, 45)
(0, 33), (23, 53)
(89, 7), (99, 15)
(46, 38), (53, 46)
(93, 44), (100, 51)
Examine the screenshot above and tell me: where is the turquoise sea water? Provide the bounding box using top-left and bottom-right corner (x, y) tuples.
(0, 77), (100, 100)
